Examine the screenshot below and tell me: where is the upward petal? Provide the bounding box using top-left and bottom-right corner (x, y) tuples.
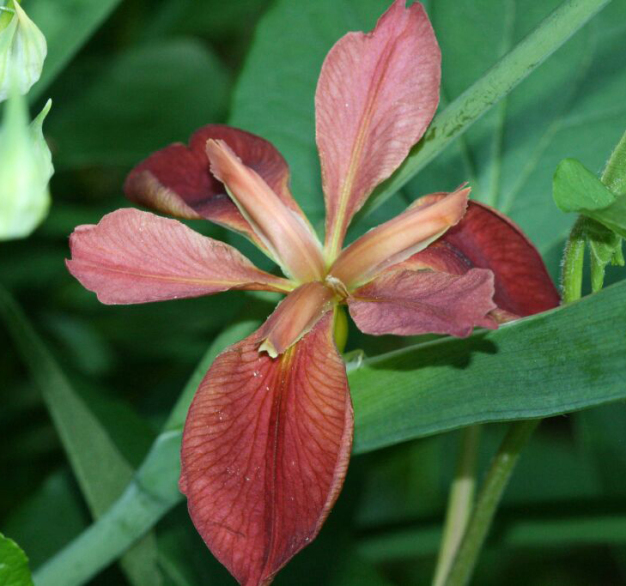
(66, 209), (293, 304)
(180, 312), (353, 586)
(317, 0), (441, 259)
(124, 125), (299, 254)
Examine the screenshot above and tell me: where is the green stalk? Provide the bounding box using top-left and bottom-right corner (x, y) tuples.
(561, 216), (587, 303)
(362, 0), (612, 217)
(601, 129), (626, 195)
(432, 425), (481, 586)
(442, 420), (540, 586)
(440, 204), (588, 586)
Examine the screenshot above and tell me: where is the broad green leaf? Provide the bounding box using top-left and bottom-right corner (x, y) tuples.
(0, 534), (34, 586)
(0, 286), (161, 586)
(48, 39), (230, 168)
(27, 0), (122, 101)
(35, 280), (626, 586)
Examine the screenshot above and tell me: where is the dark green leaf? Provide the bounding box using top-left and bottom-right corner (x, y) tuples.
(48, 40), (230, 168)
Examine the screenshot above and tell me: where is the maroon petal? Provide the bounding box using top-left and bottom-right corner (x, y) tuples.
(180, 312), (353, 586)
(66, 209), (293, 304)
(403, 199), (560, 316)
(124, 124), (304, 252)
(349, 268), (497, 338)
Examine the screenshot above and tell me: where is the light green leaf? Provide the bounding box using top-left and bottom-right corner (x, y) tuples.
(48, 39), (230, 168)
(554, 158), (617, 212)
(0, 286), (161, 586)
(0, 533), (34, 586)
(26, 0), (122, 101)
(35, 280), (626, 586)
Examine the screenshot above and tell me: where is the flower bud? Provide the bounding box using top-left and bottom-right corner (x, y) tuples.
(0, 1), (47, 101)
(0, 91), (53, 239)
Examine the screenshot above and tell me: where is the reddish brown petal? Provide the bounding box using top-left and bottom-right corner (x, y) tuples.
(258, 282), (334, 358)
(207, 140), (325, 282)
(403, 198), (560, 316)
(66, 209), (293, 304)
(180, 313), (353, 586)
(349, 268), (497, 337)
(329, 188), (468, 289)
(317, 0), (441, 259)
(123, 124), (301, 251)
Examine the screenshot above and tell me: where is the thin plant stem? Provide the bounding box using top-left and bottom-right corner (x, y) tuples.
(432, 425), (482, 586)
(561, 216), (587, 303)
(442, 419), (541, 586)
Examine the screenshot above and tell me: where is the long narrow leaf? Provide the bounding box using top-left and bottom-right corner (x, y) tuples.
(0, 286), (161, 586)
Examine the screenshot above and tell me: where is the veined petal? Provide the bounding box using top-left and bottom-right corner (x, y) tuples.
(258, 282), (335, 358)
(124, 124), (299, 253)
(207, 139), (325, 283)
(66, 208), (292, 304)
(317, 0), (441, 259)
(329, 187), (469, 289)
(180, 312), (353, 586)
(349, 268), (497, 338)
(403, 198), (560, 316)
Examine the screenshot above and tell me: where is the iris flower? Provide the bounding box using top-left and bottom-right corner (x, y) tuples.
(67, 2), (559, 584)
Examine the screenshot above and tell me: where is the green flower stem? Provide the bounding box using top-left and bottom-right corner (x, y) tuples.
(441, 419), (541, 586)
(432, 425), (482, 586)
(601, 129), (626, 195)
(561, 216), (587, 303)
(440, 210), (588, 586)
(362, 0), (611, 217)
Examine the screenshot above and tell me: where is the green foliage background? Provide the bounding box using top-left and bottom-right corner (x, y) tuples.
(1, 0), (626, 585)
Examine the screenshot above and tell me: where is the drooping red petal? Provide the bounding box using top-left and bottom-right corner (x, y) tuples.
(329, 187), (468, 289)
(180, 312), (353, 586)
(66, 209), (292, 304)
(316, 0), (441, 259)
(348, 268), (497, 337)
(402, 199), (560, 316)
(257, 282), (334, 358)
(123, 124), (301, 252)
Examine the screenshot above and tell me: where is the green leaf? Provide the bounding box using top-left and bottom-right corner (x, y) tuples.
(586, 219), (623, 292)
(0, 533), (34, 586)
(27, 0), (122, 101)
(554, 158), (617, 212)
(35, 281), (626, 586)
(48, 39), (230, 168)
(0, 286), (161, 586)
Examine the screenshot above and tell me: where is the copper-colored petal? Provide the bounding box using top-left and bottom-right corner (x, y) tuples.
(317, 0), (441, 259)
(207, 140), (324, 282)
(258, 282), (334, 358)
(403, 199), (560, 316)
(180, 313), (353, 586)
(66, 209), (293, 304)
(329, 187), (468, 289)
(349, 268), (497, 338)
(123, 124), (300, 252)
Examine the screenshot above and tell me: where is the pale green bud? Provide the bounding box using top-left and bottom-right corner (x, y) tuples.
(0, 90), (53, 239)
(0, 1), (47, 102)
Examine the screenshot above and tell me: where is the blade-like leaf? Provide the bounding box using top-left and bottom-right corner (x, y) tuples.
(0, 287), (161, 586)
(35, 280), (626, 586)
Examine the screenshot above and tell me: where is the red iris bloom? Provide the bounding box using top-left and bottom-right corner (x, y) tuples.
(67, 2), (558, 584)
